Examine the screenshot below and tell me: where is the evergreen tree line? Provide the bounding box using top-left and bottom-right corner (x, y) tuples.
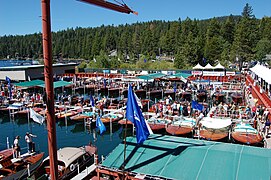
(0, 4), (271, 70)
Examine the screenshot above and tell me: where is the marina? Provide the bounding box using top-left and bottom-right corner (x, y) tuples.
(1, 1), (271, 179)
(1, 64), (271, 179)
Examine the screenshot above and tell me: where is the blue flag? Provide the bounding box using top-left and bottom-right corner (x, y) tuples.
(192, 100), (204, 111)
(174, 82), (177, 93)
(90, 94), (95, 107)
(202, 57), (207, 65)
(126, 85), (150, 144)
(5, 76), (12, 98)
(103, 79), (106, 88)
(96, 116), (106, 135)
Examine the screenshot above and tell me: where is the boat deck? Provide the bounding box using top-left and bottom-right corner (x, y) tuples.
(70, 164), (96, 180)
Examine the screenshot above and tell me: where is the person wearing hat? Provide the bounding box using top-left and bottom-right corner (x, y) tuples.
(13, 136), (21, 158)
(25, 132), (37, 153)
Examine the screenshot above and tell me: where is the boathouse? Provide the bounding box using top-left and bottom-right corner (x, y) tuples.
(97, 134), (271, 179)
(0, 63), (77, 81)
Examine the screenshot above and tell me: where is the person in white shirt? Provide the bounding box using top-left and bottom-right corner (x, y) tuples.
(25, 132), (37, 153)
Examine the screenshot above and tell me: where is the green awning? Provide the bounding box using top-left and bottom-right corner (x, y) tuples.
(101, 134), (271, 180)
(137, 73), (166, 80)
(171, 72), (191, 78)
(137, 75), (153, 80)
(37, 81), (73, 89)
(148, 72), (166, 78)
(13, 80), (45, 88)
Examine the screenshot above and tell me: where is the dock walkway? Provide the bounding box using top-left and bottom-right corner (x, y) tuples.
(71, 164), (96, 180)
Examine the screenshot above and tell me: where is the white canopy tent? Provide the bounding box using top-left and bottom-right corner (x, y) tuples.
(250, 63), (271, 84)
(214, 63), (225, 69)
(192, 63), (204, 70)
(204, 63), (214, 70)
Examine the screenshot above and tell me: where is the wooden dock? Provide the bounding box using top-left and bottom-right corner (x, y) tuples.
(265, 138), (271, 149)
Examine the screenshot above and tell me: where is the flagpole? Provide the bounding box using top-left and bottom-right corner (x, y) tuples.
(122, 117), (128, 179)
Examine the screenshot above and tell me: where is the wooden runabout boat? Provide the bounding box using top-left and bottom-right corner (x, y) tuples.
(166, 117), (196, 135)
(101, 113), (123, 123)
(200, 117), (232, 141)
(118, 118), (133, 125)
(30, 145), (97, 180)
(147, 117), (171, 132)
(0, 152), (44, 180)
(231, 93), (243, 104)
(69, 111), (96, 122)
(197, 91), (208, 102)
(231, 123), (263, 145)
(0, 149), (13, 163)
(181, 91), (192, 102)
(212, 92), (225, 104)
(16, 107), (44, 117)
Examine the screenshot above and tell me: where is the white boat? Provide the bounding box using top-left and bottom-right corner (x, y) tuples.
(200, 117), (232, 141)
(30, 145), (97, 180)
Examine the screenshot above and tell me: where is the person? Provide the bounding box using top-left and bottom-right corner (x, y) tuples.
(25, 132), (37, 153)
(13, 136), (21, 158)
(196, 111), (204, 127)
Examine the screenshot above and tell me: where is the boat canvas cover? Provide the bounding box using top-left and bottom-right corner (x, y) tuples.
(101, 134), (271, 180)
(201, 117), (232, 129)
(43, 147), (85, 167)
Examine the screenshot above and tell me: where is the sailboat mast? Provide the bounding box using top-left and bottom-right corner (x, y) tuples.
(41, 0), (58, 179)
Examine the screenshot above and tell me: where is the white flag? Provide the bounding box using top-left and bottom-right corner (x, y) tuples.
(134, 92), (143, 109)
(30, 108), (45, 125)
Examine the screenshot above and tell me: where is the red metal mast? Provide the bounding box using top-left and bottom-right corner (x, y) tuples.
(41, 0), (58, 179)
(79, 0), (138, 15)
(40, 0), (136, 179)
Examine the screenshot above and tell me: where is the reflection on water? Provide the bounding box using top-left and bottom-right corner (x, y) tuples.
(0, 114), (129, 158)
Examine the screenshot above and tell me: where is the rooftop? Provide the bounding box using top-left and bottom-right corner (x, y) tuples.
(101, 134), (271, 180)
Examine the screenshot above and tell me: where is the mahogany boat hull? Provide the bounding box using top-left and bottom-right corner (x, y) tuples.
(149, 123), (166, 132)
(70, 115), (89, 121)
(166, 125), (193, 135)
(118, 119), (133, 125)
(231, 132), (263, 145)
(200, 129), (228, 141)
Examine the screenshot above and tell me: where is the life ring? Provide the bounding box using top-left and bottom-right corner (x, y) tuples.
(70, 164), (75, 172)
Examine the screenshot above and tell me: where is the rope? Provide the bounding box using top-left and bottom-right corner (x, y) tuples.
(195, 143), (215, 180)
(235, 145), (244, 180)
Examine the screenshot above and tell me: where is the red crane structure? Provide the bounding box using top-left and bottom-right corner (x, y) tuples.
(41, 0), (136, 179)
(80, 0), (138, 15)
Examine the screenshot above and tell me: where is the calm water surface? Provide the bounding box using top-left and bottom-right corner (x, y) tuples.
(0, 114), (125, 158)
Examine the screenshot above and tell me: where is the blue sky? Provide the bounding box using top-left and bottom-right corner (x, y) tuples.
(0, 0), (270, 36)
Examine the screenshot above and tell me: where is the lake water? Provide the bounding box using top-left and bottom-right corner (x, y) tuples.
(0, 59), (128, 158)
(0, 113), (127, 158)
(0, 59), (37, 67)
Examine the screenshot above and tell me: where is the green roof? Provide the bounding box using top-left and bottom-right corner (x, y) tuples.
(137, 73), (166, 80)
(101, 134), (271, 180)
(14, 80), (45, 88)
(171, 72), (191, 78)
(148, 73), (166, 78)
(37, 81), (73, 89)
